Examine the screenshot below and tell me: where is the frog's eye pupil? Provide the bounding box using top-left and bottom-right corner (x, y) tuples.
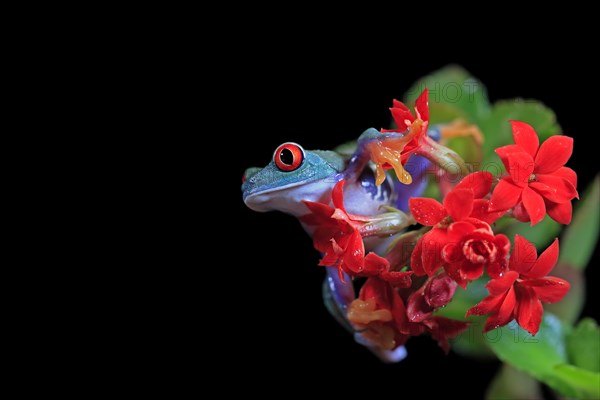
(280, 148), (294, 165)
(274, 142), (304, 172)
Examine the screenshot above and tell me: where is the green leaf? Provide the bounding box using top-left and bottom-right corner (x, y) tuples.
(559, 175), (600, 270)
(498, 215), (562, 250)
(446, 136), (482, 168)
(567, 318), (600, 373)
(486, 364), (542, 400)
(403, 65), (491, 125)
(487, 314), (600, 398)
(547, 364), (600, 399)
(479, 100), (561, 169)
(487, 314), (568, 382)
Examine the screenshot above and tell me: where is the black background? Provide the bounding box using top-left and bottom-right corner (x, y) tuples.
(225, 50), (599, 397)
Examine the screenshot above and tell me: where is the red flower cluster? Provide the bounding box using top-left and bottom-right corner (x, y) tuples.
(489, 121), (578, 225)
(348, 273), (468, 353)
(301, 110), (575, 355)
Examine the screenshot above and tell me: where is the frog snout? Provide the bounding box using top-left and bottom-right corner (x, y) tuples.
(242, 167), (261, 184)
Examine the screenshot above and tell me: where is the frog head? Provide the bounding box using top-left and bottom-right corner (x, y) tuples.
(242, 142), (345, 216)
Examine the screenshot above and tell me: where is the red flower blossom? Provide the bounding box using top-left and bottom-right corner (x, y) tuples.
(441, 219), (510, 287)
(382, 88), (430, 160)
(409, 171), (505, 226)
(301, 180), (369, 279)
(367, 89), (430, 185)
(409, 172), (508, 280)
(348, 275), (468, 353)
(466, 235), (570, 335)
(489, 121), (578, 225)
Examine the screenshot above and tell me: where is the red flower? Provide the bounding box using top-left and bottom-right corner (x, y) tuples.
(466, 235), (570, 335)
(367, 89), (430, 185)
(441, 219), (510, 287)
(382, 88), (430, 160)
(409, 171), (505, 226)
(301, 180), (368, 279)
(348, 275), (468, 353)
(489, 121), (578, 225)
(409, 172), (507, 279)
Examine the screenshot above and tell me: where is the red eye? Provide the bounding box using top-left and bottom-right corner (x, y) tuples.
(273, 142), (304, 172)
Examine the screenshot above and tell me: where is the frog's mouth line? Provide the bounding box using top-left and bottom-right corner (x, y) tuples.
(242, 180), (307, 205)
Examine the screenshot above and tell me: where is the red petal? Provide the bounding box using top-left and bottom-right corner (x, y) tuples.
(496, 144), (526, 171)
(483, 287), (517, 332)
(444, 188), (474, 222)
(485, 271), (519, 295)
(406, 288), (433, 323)
(363, 252), (388, 275)
(331, 180), (347, 210)
(470, 199), (507, 224)
(530, 174), (578, 203)
(516, 286), (543, 335)
(390, 104), (414, 132)
(546, 200), (573, 224)
(442, 242), (462, 264)
(392, 99), (406, 109)
(520, 276), (570, 303)
(447, 220), (476, 241)
(487, 234), (510, 279)
(522, 186), (546, 226)
(318, 250), (339, 267)
(510, 234), (538, 274)
(424, 273), (457, 308)
(525, 239), (558, 278)
(494, 233), (511, 259)
(410, 238), (426, 276)
(409, 197), (447, 226)
(489, 178), (523, 211)
(302, 200), (335, 220)
(507, 151), (535, 187)
(463, 217), (494, 233)
(444, 263), (469, 289)
(455, 172), (494, 199)
(341, 229), (365, 274)
(534, 136), (574, 174)
(553, 166), (578, 188)
(390, 285), (409, 333)
(460, 260), (485, 281)
(512, 202), (530, 223)
(466, 293), (505, 317)
(415, 88), (429, 121)
(421, 228), (447, 276)
(380, 270), (413, 288)
(359, 277), (389, 306)
(510, 121), (539, 158)
(487, 262), (507, 280)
